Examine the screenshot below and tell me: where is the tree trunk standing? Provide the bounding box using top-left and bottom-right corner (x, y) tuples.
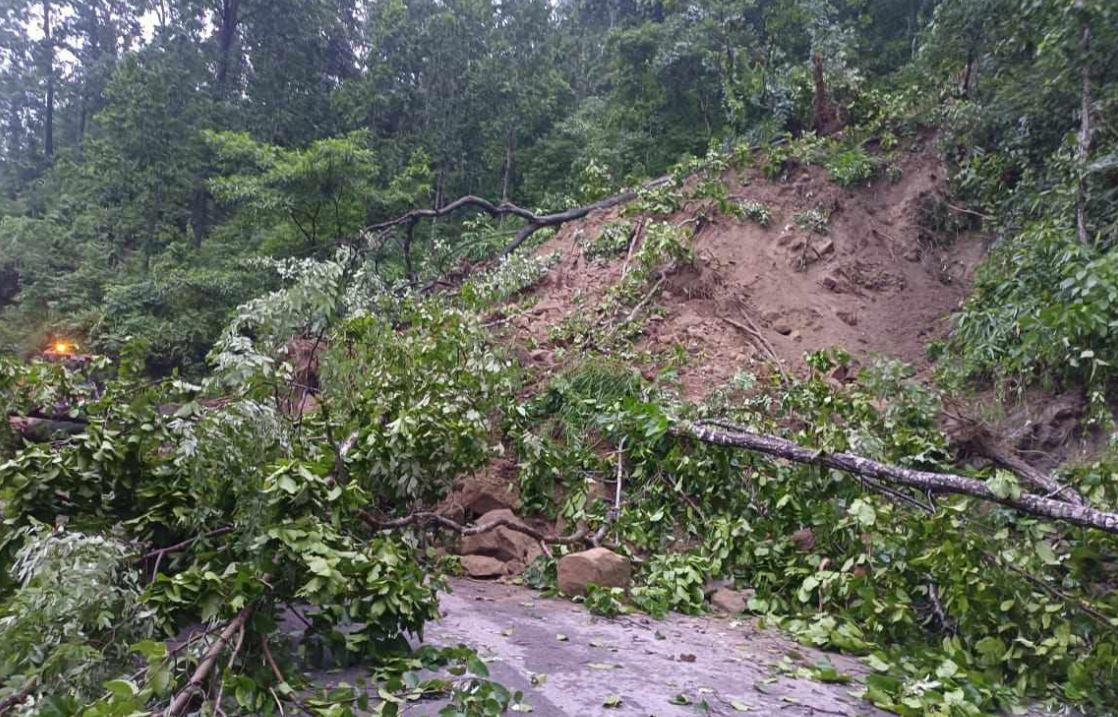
(215, 0), (241, 99)
(42, 0), (54, 158)
(501, 129), (514, 204)
(1075, 10), (1092, 245)
(811, 52), (842, 136)
(402, 218), (417, 284)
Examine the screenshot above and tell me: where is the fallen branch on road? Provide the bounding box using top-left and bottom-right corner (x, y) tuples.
(685, 419), (1118, 534)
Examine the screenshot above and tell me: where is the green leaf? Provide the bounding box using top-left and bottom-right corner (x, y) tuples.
(988, 470), (1022, 500)
(103, 679), (139, 698)
(602, 694), (623, 708)
(848, 498), (876, 526)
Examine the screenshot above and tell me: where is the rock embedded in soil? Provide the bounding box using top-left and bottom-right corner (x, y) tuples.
(556, 547), (631, 596)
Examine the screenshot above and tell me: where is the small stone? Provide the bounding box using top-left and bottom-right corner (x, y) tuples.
(557, 547), (631, 596)
(815, 238), (835, 256)
(836, 310), (858, 326)
(460, 555), (506, 579)
(773, 323), (793, 336)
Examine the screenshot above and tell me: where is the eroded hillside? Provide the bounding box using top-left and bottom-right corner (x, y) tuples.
(495, 140), (986, 398)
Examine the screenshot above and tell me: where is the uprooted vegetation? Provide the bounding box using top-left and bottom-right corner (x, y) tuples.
(2, 1), (1118, 713)
(3, 133), (1118, 717)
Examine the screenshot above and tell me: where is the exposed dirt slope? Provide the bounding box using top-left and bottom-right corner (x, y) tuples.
(503, 142), (987, 399)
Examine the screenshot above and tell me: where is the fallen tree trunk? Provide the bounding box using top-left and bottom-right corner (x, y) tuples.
(357, 177), (674, 262)
(685, 419), (1118, 534)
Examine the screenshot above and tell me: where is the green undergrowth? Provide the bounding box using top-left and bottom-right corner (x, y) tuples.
(507, 352), (1118, 716)
(0, 253), (527, 715)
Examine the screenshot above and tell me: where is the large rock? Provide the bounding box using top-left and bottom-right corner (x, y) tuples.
(709, 587), (754, 614)
(557, 547), (631, 597)
(460, 555), (507, 579)
(438, 459), (520, 521)
(460, 509), (542, 566)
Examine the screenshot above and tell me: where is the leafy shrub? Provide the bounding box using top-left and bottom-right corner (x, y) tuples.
(793, 208), (830, 234)
(948, 220), (1117, 402)
(629, 552), (709, 617)
(735, 199), (772, 227)
(623, 184), (681, 217)
(583, 222), (632, 263)
(825, 148), (877, 187)
(325, 299), (517, 504)
(0, 526), (154, 705)
(582, 583), (628, 616)
(458, 251), (560, 310)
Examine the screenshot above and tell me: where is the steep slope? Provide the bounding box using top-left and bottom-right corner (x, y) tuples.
(501, 142), (986, 398)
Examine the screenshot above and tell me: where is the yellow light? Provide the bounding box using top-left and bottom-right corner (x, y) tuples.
(54, 341), (70, 354)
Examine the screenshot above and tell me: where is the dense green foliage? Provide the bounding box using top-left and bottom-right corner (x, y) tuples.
(0, 254), (527, 714)
(1, 0), (937, 366)
(514, 353), (1118, 715)
(3, 1), (1118, 716)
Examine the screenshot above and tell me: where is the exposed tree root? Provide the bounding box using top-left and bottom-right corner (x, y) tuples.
(685, 419), (1118, 534)
(944, 411), (1086, 506)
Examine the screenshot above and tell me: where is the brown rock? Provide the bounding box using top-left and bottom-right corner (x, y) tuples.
(439, 461), (520, 521)
(836, 310), (858, 326)
(460, 509), (542, 564)
(709, 587), (755, 614)
(557, 547), (631, 596)
(790, 527), (817, 551)
(460, 555), (507, 579)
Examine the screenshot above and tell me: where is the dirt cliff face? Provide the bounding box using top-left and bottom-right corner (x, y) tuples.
(495, 142), (986, 400)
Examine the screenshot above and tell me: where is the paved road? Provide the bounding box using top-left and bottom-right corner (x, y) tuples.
(419, 579), (887, 716)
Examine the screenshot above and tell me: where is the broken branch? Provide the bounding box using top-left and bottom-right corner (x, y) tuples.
(685, 420), (1118, 534)
(165, 604), (254, 717)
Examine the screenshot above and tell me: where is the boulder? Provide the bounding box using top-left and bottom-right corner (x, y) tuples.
(438, 460), (520, 521)
(460, 555), (507, 579)
(460, 509), (542, 565)
(557, 547), (631, 596)
(709, 587), (754, 614)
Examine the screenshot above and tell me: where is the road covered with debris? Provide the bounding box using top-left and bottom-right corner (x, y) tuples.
(419, 579), (888, 716)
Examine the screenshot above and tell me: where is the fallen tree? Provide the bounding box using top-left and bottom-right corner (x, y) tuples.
(685, 419), (1118, 534)
(355, 176), (679, 280)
